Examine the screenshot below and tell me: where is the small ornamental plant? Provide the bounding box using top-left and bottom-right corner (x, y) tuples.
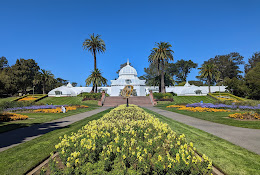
(166, 105), (228, 112)
(52, 105), (212, 174)
(18, 97), (38, 101)
(32, 105), (88, 113)
(229, 112), (260, 120)
(0, 113), (28, 121)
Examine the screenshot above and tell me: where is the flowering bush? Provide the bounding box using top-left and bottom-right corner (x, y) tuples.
(53, 105), (212, 174)
(18, 97), (38, 101)
(186, 103), (260, 110)
(229, 112), (260, 120)
(167, 105), (228, 112)
(0, 113), (28, 121)
(32, 105), (88, 113)
(5, 105), (59, 112)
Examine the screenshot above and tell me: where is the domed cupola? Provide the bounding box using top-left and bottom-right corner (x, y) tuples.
(119, 60), (137, 76)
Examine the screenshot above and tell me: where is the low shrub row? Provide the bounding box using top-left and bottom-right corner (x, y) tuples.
(0, 113), (28, 121)
(209, 93), (245, 102)
(0, 101), (34, 112)
(52, 105), (212, 174)
(229, 112), (260, 120)
(153, 92), (175, 101)
(166, 105), (228, 112)
(79, 93), (109, 101)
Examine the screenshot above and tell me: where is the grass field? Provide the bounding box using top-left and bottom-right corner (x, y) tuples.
(0, 97), (17, 103)
(160, 107), (260, 129)
(144, 109), (260, 175)
(36, 97), (98, 107)
(0, 107), (96, 133)
(156, 95), (216, 106)
(0, 109), (111, 175)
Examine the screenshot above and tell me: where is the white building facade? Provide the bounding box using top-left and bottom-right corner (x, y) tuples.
(48, 61), (226, 97)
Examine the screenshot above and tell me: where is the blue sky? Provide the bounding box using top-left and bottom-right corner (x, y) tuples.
(1, 0), (259, 86)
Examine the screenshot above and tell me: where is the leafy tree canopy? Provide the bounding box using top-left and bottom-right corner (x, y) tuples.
(245, 52), (260, 74)
(10, 59), (40, 93)
(245, 62), (260, 100)
(72, 82), (78, 87)
(206, 52), (244, 80)
(0, 56), (8, 70)
(167, 59), (197, 82)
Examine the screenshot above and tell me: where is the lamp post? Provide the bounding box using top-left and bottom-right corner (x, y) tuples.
(33, 86), (35, 97)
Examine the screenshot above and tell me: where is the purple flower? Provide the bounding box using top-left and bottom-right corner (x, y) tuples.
(4, 105), (68, 111)
(186, 103), (260, 110)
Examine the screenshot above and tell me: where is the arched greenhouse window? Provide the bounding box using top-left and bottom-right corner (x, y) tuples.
(55, 91), (62, 95)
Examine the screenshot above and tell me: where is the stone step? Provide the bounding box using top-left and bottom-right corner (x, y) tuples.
(103, 96), (153, 107)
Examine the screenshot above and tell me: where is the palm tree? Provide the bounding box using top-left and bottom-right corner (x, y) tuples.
(148, 42), (174, 93)
(198, 63), (219, 93)
(39, 69), (54, 94)
(85, 69), (107, 93)
(82, 33), (106, 70)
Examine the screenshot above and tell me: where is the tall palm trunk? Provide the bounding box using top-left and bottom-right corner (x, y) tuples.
(91, 80), (95, 93)
(161, 61), (166, 93)
(157, 60), (161, 93)
(93, 49), (97, 93)
(95, 84), (98, 93)
(93, 49), (97, 70)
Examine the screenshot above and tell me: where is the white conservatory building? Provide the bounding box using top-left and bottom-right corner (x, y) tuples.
(48, 60), (226, 97)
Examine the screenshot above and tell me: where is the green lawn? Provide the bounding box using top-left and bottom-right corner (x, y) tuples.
(36, 97), (98, 107)
(0, 107), (96, 133)
(0, 97), (17, 103)
(0, 109), (111, 175)
(0, 97), (99, 133)
(144, 109), (260, 175)
(156, 96), (216, 107)
(158, 106), (260, 129)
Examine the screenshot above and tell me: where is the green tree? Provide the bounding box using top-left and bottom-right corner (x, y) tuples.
(198, 63), (219, 93)
(223, 77), (248, 97)
(38, 69), (54, 94)
(0, 56), (8, 70)
(82, 33), (106, 70)
(10, 59), (40, 94)
(55, 78), (68, 87)
(245, 52), (260, 74)
(148, 42), (174, 93)
(168, 59), (197, 82)
(71, 82), (77, 87)
(139, 63), (174, 87)
(188, 80), (204, 86)
(245, 62), (260, 100)
(206, 52), (244, 80)
(85, 69), (107, 93)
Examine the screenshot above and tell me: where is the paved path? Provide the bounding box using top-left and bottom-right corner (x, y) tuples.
(146, 107), (260, 155)
(0, 107), (110, 152)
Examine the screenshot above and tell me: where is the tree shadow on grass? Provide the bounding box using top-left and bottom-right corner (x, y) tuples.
(0, 120), (71, 151)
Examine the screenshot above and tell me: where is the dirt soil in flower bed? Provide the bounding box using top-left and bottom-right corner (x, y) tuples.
(226, 117), (260, 121)
(29, 153), (224, 175)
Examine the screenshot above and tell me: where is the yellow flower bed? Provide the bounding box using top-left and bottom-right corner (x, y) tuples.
(166, 105), (228, 112)
(18, 97), (38, 101)
(229, 112), (260, 120)
(53, 105), (212, 174)
(166, 105), (185, 108)
(32, 105), (88, 113)
(0, 113), (28, 121)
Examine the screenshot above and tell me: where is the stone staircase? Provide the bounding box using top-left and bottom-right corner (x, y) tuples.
(103, 96), (153, 107)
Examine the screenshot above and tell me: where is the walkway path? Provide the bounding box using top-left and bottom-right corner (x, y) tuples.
(146, 107), (260, 155)
(0, 107), (110, 152)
